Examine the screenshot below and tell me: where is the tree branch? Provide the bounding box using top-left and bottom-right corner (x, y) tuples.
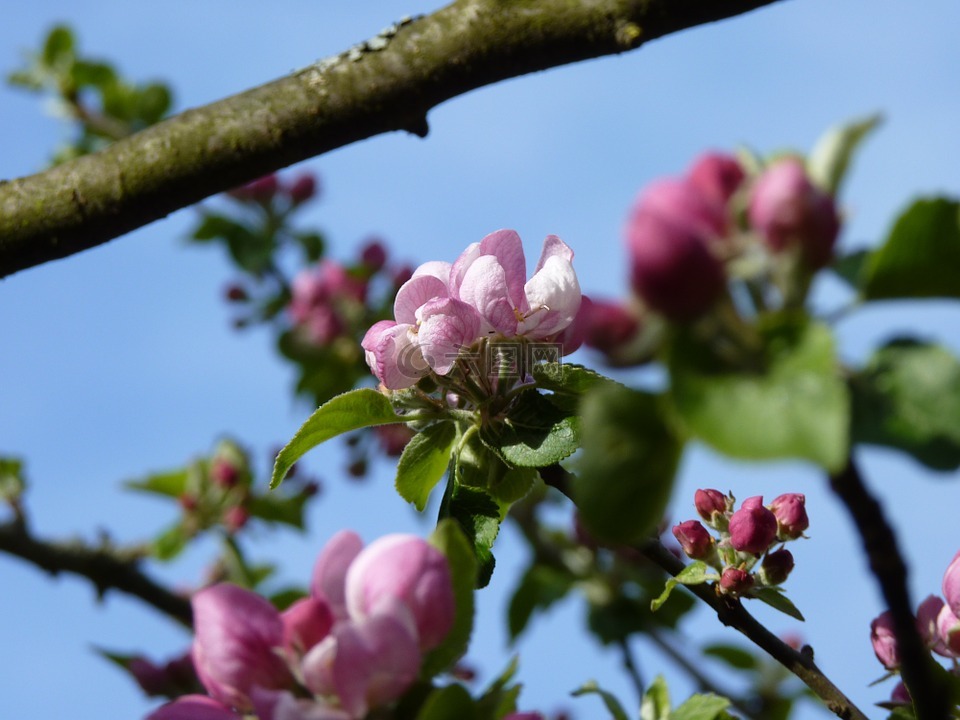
(0, 0), (782, 278)
(828, 457), (952, 720)
(0, 516), (192, 626)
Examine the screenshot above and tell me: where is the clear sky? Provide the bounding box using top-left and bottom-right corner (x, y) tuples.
(2, 1), (959, 718)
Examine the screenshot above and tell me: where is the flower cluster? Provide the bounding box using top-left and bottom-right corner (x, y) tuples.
(672, 489), (809, 597)
(148, 532), (455, 720)
(870, 551), (960, 707)
(362, 229), (582, 390)
(626, 153), (840, 322)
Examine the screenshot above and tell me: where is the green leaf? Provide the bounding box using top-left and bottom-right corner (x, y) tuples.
(42, 25), (75, 67)
(651, 561), (712, 612)
(669, 317), (849, 471)
(531, 362), (620, 395)
(295, 231), (326, 262)
(268, 587), (308, 610)
(246, 492), (309, 529)
(830, 249), (871, 291)
(191, 213), (240, 242)
(487, 465), (538, 506)
(863, 197), (960, 301)
(422, 520), (477, 678)
(135, 83), (172, 124)
(850, 339), (960, 471)
(672, 693), (733, 720)
(271, 388), (404, 488)
(415, 683), (478, 720)
(573, 680), (630, 720)
(752, 587), (805, 621)
(574, 386), (683, 544)
(640, 676), (671, 720)
(480, 390), (579, 468)
(0, 457), (26, 503)
(151, 523), (189, 561)
(70, 60), (116, 90)
(807, 114), (882, 195)
(702, 644), (760, 672)
(442, 485), (501, 588)
(476, 657), (521, 719)
(124, 469), (188, 499)
(508, 563), (574, 640)
(396, 422), (457, 511)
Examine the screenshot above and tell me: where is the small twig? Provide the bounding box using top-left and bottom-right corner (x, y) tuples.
(828, 457), (951, 719)
(617, 637), (645, 702)
(0, 515), (192, 626)
(540, 465), (869, 720)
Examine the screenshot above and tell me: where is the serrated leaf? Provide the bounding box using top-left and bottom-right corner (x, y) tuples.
(574, 386), (682, 544)
(487, 466), (538, 506)
(422, 520), (477, 678)
(573, 680), (630, 720)
(246, 492), (308, 529)
(272, 389), (404, 488)
(480, 390), (579, 467)
(752, 587), (805, 621)
(441, 485), (501, 589)
(863, 197), (960, 301)
(651, 561), (711, 612)
(851, 339), (960, 471)
(640, 676), (671, 720)
(508, 563), (574, 640)
(669, 317), (849, 471)
(807, 114), (882, 195)
(415, 683), (477, 720)
(672, 693), (732, 720)
(124, 469), (188, 499)
(702, 643), (760, 671)
(532, 362), (620, 395)
(396, 422), (457, 511)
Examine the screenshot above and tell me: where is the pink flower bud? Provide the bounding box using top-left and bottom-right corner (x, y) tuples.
(311, 530), (364, 623)
(942, 550), (960, 616)
(719, 567), (754, 596)
(391, 264), (415, 288)
(748, 159), (840, 269)
(375, 424), (414, 457)
(190, 584), (293, 710)
(768, 493), (808, 540)
(728, 496), (778, 555)
(229, 175), (279, 204)
(129, 657), (169, 696)
(210, 457), (240, 488)
(360, 240), (388, 272)
(694, 488), (729, 525)
(345, 534), (455, 652)
(870, 610), (900, 670)
(224, 284), (248, 303)
(504, 714), (546, 720)
(282, 597), (334, 658)
(890, 682), (911, 706)
(626, 180), (726, 321)
(147, 695), (238, 720)
(687, 152), (745, 210)
(580, 296), (640, 355)
(301, 611), (420, 718)
(916, 595), (949, 655)
(759, 548), (794, 586)
(936, 602), (960, 656)
(672, 520), (714, 560)
(288, 173), (318, 205)
(222, 506), (250, 534)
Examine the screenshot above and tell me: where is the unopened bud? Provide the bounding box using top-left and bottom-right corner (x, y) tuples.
(229, 175), (279, 204)
(224, 284), (248, 302)
(581, 297), (640, 355)
(916, 595), (951, 656)
(360, 239), (388, 272)
(688, 152), (745, 209)
(942, 550), (960, 616)
(870, 611), (900, 670)
(719, 567), (754, 596)
(936, 603), (960, 656)
(759, 548), (794, 586)
(694, 488), (729, 528)
(223, 506), (250, 534)
(210, 457), (239, 489)
(672, 520), (714, 560)
(288, 173), (318, 205)
(728, 496), (778, 555)
(769, 493), (808, 540)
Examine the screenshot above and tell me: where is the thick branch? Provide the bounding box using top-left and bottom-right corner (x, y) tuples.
(0, 517), (192, 626)
(0, 0), (781, 278)
(829, 458), (952, 720)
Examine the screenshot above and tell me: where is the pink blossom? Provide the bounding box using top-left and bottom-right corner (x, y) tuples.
(672, 520), (714, 560)
(719, 567), (754, 596)
(345, 534), (455, 652)
(870, 610), (900, 670)
(147, 694), (238, 720)
(282, 598), (334, 659)
(942, 550), (960, 616)
(759, 549), (795, 586)
(361, 320), (429, 390)
(748, 158), (840, 269)
(688, 152), (745, 210)
(916, 595), (952, 656)
(579, 296), (640, 355)
(936, 602), (960, 656)
(311, 530), (364, 623)
(768, 493), (809, 540)
(251, 688), (352, 720)
(694, 488), (729, 525)
(728, 496), (778, 555)
(191, 584), (293, 710)
(301, 611), (420, 719)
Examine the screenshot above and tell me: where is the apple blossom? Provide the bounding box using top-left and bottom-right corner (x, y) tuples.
(768, 493), (809, 540)
(147, 694), (239, 720)
(672, 519), (714, 560)
(870, 611), (900, 670)
(943, 550), (960, 616)
(728, 496), (778, 555)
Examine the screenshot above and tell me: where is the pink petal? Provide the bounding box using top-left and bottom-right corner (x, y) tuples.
(418, 297), (482, 375)
(251, 688), (352, 720)
(458, 255), (519, 336)
(365, 323), (429, 390)
(520, 254), (581, 338)
(393, 275), (449, 325)
(311, 531), (364, 623)
(411, 260), (453, 286)
(281, 598), (334, 658)
(532, 234), (574, 274)
(478, 229), (527, 309)
(448, 242), (481, 297)
(147, 695), (238, 720)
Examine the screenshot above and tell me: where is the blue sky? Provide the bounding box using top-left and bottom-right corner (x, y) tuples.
(2, 1), (959, 717)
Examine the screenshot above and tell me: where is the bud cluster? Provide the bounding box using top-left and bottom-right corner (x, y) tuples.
(869, 551), (960, 708)
(148, 532), (456, 720)
(362, 230), (582, 397)
(672, 489), (809, 598)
